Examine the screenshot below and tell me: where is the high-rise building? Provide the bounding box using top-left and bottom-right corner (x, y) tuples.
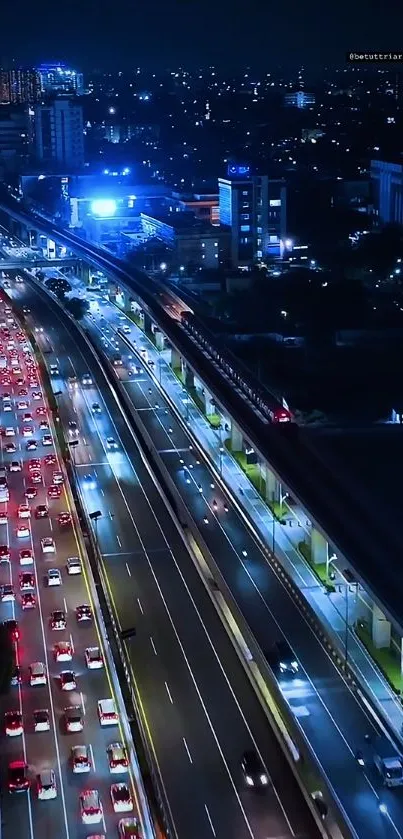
(218, 168), (287, 267)
(34, 99), (85, 169)
(370, 159), (403, 225)
(0, 69), (41, 104)
(284, 91), (315, 108)
(0, 107), (31, 172)
(37, 64), (84, 96)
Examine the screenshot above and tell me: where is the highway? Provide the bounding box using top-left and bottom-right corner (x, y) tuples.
(0, 290), (148, 839)
(6, 272), (320, 839)
(38, 278), (403, 839)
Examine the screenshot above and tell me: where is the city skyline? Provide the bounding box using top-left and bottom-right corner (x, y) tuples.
(1, 0), (403, 72)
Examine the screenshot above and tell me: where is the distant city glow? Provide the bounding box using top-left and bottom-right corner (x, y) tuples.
(91, 199), (117, 217)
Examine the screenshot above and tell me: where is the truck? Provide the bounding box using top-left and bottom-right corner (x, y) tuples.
(374, 747), (403, 787)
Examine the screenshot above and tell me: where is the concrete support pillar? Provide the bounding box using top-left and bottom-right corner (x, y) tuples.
(265, 466), (280, 503)
(80, 262), (90, 284)
(154, 330), (165, 351)
(231, 423), (243, 452)
(181, 362), (194, 389)
(311, 527), (328, 565)
(372, 605), (391, 649)
(143, 313), (152, 333)
(171, 348), (181, 370)
(204, 392), (216, 416)
(29, 229), (37, 247)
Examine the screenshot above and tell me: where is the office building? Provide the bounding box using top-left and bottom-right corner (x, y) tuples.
(0, 69), (41, 104)
(370, 159), (403, 225)
(34, 99), (85, 169)
(0, 108), (31, 172)
(37, 64), (84, 96)
(140, 212), (230, 270)
(284, 91), (315, 108)
(218, 171), (286, 267)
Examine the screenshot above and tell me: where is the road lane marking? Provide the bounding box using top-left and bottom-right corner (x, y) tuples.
(183, 737), (193, 763)
(150, 637), (158, 656)
(137, 597), (144, 615)
(165, 681), (173, 704)
(116, 534), (122, 547)
(204, 804), (216, 836)
(89, 743), (96, 772)
(125, 562), (131, 577)
(63, 597), (68, 612)
(80, 692), (86, 714)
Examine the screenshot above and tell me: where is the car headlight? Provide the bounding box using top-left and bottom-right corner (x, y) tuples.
(245, 775), (254, 786)
(260, 774), (268, 785)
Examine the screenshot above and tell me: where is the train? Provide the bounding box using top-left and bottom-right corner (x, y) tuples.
(180, 311), (294, 426)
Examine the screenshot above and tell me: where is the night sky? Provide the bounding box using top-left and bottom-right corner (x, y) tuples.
(1, 0), (403, 72)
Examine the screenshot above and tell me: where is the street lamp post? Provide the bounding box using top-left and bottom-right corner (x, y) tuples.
(326, 552), (337, 581)
(89, 510), (102, 544)
(68, 439), (79, 465)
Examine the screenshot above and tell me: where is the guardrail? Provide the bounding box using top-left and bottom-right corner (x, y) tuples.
(22, 275), (357, 839)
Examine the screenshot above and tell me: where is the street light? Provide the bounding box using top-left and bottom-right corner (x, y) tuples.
(326, 552), (337, 581)
(68, 439), (79, 464)
(89, 510), (102, 542)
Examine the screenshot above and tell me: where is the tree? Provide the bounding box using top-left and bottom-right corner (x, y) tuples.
(0, 624), (14, 695)
(45, 277), (72, 301)
(65, 297), (90, 320)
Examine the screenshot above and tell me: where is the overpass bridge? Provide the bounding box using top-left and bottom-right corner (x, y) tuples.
(0, 257), (81, 270)
(0, 195), (401, 653)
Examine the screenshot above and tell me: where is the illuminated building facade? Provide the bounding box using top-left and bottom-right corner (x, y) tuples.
(0, 69), (41, 104)
(371, 159), (403, 225)
(284, 91), (315, 108)
(218, 168), (286, 267)
(34, 99), (84, 168)
(37, 64), (84, 96)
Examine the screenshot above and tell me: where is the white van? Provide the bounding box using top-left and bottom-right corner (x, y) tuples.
(97, 698), (118, 726)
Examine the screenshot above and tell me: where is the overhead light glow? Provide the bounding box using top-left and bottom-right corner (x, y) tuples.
(91, 199), (117, 217)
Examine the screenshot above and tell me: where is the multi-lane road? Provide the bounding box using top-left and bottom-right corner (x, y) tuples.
(0, 290), (148, 839)
(5, 271), (320, 839)
(35, 274), (403, 839)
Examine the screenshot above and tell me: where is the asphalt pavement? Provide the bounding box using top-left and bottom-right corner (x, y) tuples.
(0, 292), (148, 839)
(7, 273), (320, 839)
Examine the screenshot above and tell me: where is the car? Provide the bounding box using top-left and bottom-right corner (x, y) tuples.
(19, 548), (34, 567)
(91, 402), (102, 414)
(28, 458), (41, 472)
(36, 406), (47, 417)
(18, 388), (28, 396)
(52, 470), (63, 484)
(3, 401), (12, 412)
(18, 504), (30, 519)
(37, 769), (57, 800)
(34, 326), (43, 334)
(0, 544), (10, 560)
(83, 473), (96, 490)
(30, 470), (42, 484)
(21, 592), (36, 610)
(29, 661), (47, 686)
(82, 373), (92, 385)
(47, 568), (61, 587)
(42, 434), (52, 446)
(19, 572), (34, 591)
(50, 610), (66, 630)
(67, 556), (81, 575)
(54, 641), (72, 662)
(44, 453), (56, 467)
(58, 512), (71, 528)
(11, 664), (21, 686)
(241, 750), (269, 789)
(68, 420), (79, 437)
(9, 460), (21, 472)
(118, 817), (142, 838)
(71, 744), (91, 773)
(8, 760), (29, 792)
(76, 604), (92, 623)
(311, 790), (328, 820)
(39, 420), (49, 431)
(106, 437), (118, 451)
(110, 783), (133, 813)
(60, 670), (76, 691)
(2, 619), (19, 641)
(0, 511), (7, 525)
(65, 706), (84, 733)
(22, 412), (32, 422)
(107, 742), (128, 773)
(0, 584), (15, 602)
(32, 391), (42, 400)
(5, 710), (23, 736)
(22, 426), (33, 437)
(35, 505), (49, 522)
(4, 426), (14, 436)
(41, 537), (55, 553)
(49, 364), (59, 375)
(25, 486), (37, 499)
(33, 709), (50, 732)
(85, 646), (103, 670)
(5, 442), (16, 453)
(268, 641), (299, 675)
(47, 484), (61, 498)
(25, 440), (37, 451)
(80, 789), (103, 824)
(98, 698), (118, 726)
(28, 379), (39, 388)
(16, 524), (30, 538)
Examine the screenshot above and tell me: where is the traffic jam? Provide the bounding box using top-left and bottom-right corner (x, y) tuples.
(0, 289), (143, 839)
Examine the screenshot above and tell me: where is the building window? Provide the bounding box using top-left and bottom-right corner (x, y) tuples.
(202, 243), (205, 247)
(257, 226), (262, 233)
(242, 190), (248, 196)
(257, 250), (262, 258)
(242, 202), (250, 209)
(241, 213), (250, 221)
(240, 225), (250, 232)
(270, 199), (281, 207)
(257, 238), (262, 246)
(214, 242), (218, 247)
